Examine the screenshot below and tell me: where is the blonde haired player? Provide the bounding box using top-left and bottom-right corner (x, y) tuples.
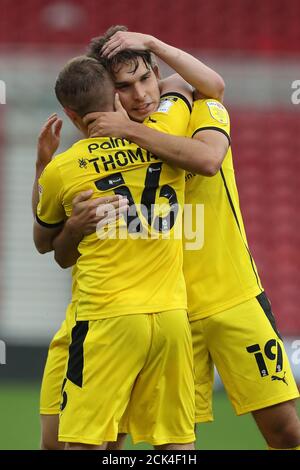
(35, 28), (224, 450)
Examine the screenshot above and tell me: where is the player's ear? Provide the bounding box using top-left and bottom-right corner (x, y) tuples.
(64, 107), (82, 131)
(152, 64), (161, 80)
(64, 107), (76, 120)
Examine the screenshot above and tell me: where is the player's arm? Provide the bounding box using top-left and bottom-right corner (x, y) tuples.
(53, 193), (129, 269)
(32, 114), (62, 215)
(52, 191), (93, 268)
(32, 116), (87, 258)
(52, 222), (80, 268)
(34, 159), (65, 254)
(126, 123), (229, 176)
(35, 189), (127, 264)
(101, 31), (225, 101)
(32, 114), (65, 253)
(85, 96), (228, 175)
(120, 120), (228, 175)
(33, 221), (63, 254)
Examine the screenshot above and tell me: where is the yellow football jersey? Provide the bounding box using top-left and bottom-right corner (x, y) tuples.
(183, 99), (263, 321)
(37, 94), (191, 320)
(70, 266), (78, 302)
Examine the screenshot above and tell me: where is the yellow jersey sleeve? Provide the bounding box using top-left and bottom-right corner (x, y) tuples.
(144, 92), (191, 137)
(188, 99), (231, 144)
(36, 158), (65, 227)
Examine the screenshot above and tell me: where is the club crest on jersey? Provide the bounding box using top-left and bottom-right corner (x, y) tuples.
(206, 101), (228, 124)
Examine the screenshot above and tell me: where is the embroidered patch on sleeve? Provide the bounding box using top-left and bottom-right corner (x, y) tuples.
(206, 101), (228, 124)
(157, 98), (176, 113)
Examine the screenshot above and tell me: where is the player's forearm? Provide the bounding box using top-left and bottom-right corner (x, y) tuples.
(33, 220), (61, 254)
(125, 122), (216, 175)
(148, 36), (225, 101)
(53, 219), (81, 269)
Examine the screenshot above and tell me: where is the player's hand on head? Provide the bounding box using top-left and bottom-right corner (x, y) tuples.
(114, 93), (129, 118)
(37, 114), (63, 167)
(69, 191), (128, 236)
(101, 31), (151, 59)
(83, 103), (130, 139)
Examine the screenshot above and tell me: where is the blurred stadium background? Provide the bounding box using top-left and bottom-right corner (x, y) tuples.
(0, 0), (299, 450)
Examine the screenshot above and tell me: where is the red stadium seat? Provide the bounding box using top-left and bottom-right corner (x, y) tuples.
(1, 0), (300, 53)
(232, 109), (300, 333)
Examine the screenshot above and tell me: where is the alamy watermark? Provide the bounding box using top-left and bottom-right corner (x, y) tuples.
(0, 80), (6, 104)
(291, 80), (300, 104)
(291, 339), (300, 365)
(95, 203), (204, 251)
(0, 340), (6, 365)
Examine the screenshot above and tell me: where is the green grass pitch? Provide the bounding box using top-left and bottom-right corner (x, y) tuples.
(1, 382), (298, 450)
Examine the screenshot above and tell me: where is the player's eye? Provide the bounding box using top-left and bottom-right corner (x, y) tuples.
(116, 84), (129, 90)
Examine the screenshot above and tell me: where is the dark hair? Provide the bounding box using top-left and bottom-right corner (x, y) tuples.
(87, 25), (128, 60)
(55, 56), (114, 117)
(87, 25), (155, 79)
